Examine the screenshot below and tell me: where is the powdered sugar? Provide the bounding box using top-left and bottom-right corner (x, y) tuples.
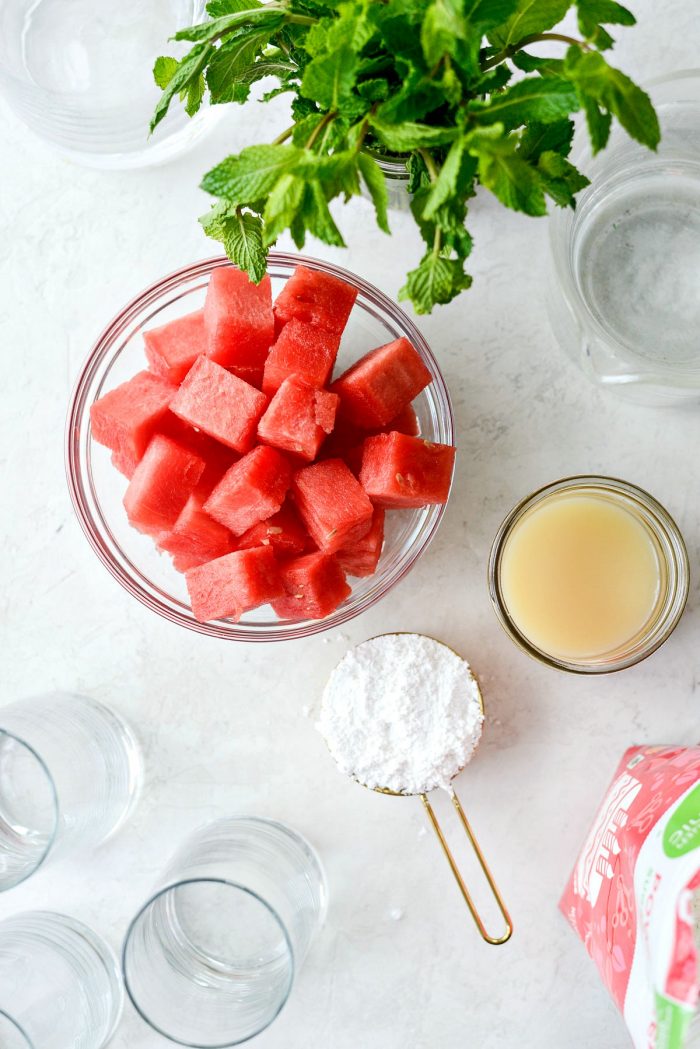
(318, 633), (484, 795)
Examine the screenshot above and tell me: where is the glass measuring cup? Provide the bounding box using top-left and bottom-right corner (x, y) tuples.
(323, 633), (512, 945)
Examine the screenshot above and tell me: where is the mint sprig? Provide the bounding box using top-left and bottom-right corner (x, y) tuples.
(153, 0), (659, 314)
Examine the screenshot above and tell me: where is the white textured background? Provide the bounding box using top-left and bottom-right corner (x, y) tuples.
(1, 3), (698, 1046)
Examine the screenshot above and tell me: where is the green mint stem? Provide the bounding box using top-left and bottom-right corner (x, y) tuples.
(481, 32), (589, 71)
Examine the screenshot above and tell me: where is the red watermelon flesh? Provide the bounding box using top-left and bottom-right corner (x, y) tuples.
(273, 266), (358, 335)
(271, 552), (351, 620)
(123, 434), (205, 536)
(111, 448), (139, 479)
(360, 432), (455, 508)
(204, 445), (292, 536)
(204, 267), (274, 379)
(385, 403), (420, 437)
(336, 508), (385, 578)
(331, 338), (432, 429)
(185, 546), (284, 623)
(236, 501), (311, 558)
(90, 370), (176, 462)
(293, 458), (373, 554)
(143, 309), (206, 385)
(171, 356), (268, 454)
(158, 493), (236, 572)
(262, 319), (341, 396)
(258, 378), (338, 462)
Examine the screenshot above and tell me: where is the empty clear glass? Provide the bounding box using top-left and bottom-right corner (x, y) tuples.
(0, 692), (142, 890)
(122, 816), (327, 1046)
(0, 0), (215, 168)
(548, 70), (700, 405)
(0, 910), (123, 1049)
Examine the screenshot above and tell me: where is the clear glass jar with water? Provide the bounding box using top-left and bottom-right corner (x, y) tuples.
(548, 71), (700, 406)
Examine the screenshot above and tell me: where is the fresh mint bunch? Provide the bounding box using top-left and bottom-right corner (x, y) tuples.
(153, 0), (659, 314)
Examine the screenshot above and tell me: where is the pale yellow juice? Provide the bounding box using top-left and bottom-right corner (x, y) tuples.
(499, 492), (662, 661)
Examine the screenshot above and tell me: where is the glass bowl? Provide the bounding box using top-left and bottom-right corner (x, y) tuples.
(66, 253), (454, 641)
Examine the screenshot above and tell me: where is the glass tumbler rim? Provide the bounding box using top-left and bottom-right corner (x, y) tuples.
(0, 728), (59, 890)
(65, 251), (454, 641)
(122, 878), (295, 1048)
(488, 474), (690, 674)
(0, 1010), (34, 1049)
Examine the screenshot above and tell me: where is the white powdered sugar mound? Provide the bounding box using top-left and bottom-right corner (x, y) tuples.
(318, 633), (484, 795)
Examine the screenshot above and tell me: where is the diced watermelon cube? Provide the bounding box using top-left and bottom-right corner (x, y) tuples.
(384, 404), (420, 437)
(336, 508), (385, 578)
(292, 458), (373, 554)
(271, 552), (351, 620)
(158, 493), (236, 572)
(273, 266), (358, 335)
(204, 446), (292, 536)
(204, 267), (274, 381)
(185, 546), (284, 623)
(123, 434), (205, 536)
(143, 309), (207, 385)
(331, 338), (432, 429)
(236, 501), (311, 558)
(258, 377), (338, 462)
(90, 370), (176, 462)
(170, 356), (268, 454)
(111, 448), (139, 479)
(262, 319), (341, 396)
(360, 432), (455, 508)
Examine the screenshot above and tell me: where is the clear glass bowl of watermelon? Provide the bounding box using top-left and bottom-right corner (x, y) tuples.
(66, 254), (454, 641)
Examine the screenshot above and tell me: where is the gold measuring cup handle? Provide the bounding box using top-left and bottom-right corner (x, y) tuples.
(420, 789), (513, 945)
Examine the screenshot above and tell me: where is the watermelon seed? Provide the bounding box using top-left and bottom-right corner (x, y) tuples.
(326, 528), (337, 539)
(261, 538), (271, 545)
(423, 440), (436, 450)
(267, 526), (283, 535)
(396, 472), (405, 485)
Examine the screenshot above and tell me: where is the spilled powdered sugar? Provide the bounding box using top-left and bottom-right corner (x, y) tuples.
(318, 633), (484, 795)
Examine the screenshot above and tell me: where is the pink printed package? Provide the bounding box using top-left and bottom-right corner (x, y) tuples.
(560, 745), (700, 1049)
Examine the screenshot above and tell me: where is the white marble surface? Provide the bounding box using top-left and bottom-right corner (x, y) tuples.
(1, 4), (699, 1046)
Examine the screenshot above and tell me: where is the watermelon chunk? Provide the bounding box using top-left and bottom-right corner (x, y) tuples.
(360, 432), (455, 508)
(336, 508), (385, 578)
(90, 370), (176, 463)
(236, 501), (311, 558)
(204, 267), (274, 381)
(143, 309), (206, 385)
(185, 546), (284, 623)
(258, 377), (338, 462)
(171, 356), (268, 454)
(385, 404), (420, 437)
(293, 458), (373, 554)
(273, 266), (357, 335)
(271, 552), (351, 620)
(158, 493), (236, 572)
(331, 338), (432, 429)
(262, 319), (341, 396)
(204, 446), (292, 536)
(123, 434), (205, 536)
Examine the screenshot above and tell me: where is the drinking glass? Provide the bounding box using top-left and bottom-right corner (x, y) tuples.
(0, 910), (123, 1049)
(0, 692), (142, 890)
(0, 0), (215, 168)
(548, 70), (700, 405)
(122, 817), (327, 1046)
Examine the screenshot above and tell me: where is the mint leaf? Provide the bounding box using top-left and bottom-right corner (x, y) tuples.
(582, 95), (612, 151)
(151, 43), (214, 131)
(537, 149), (589, 205)
(489, 0), (573, 48)
(400, 252), (473, 314)
(467, 126), (547, 215)
(577, 0), (635, 49)
(153, 56), (179, 90)
(518, 118), (574, 160)
(302, 182), (346, 246)
(301, 45), (358, 110)
(422, 137), (465, 219)
(206, 30), (272, 103)
(185, 74), (206, 116)
(564, 46), (660, 149)
(173, 7), (283, 43)
(201, 144), (309, 202)
(467, 76), (578, 129)
(463, 0), (520, 29)
(200, 203), (267, 282)
(512, 52), (565, 74)
(421, 0), (467, 67)
(358, 152), (390, 234)
(262, 173), (306, 246)
(207, 0), (262, 15)
(369, 116), (457, 151)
